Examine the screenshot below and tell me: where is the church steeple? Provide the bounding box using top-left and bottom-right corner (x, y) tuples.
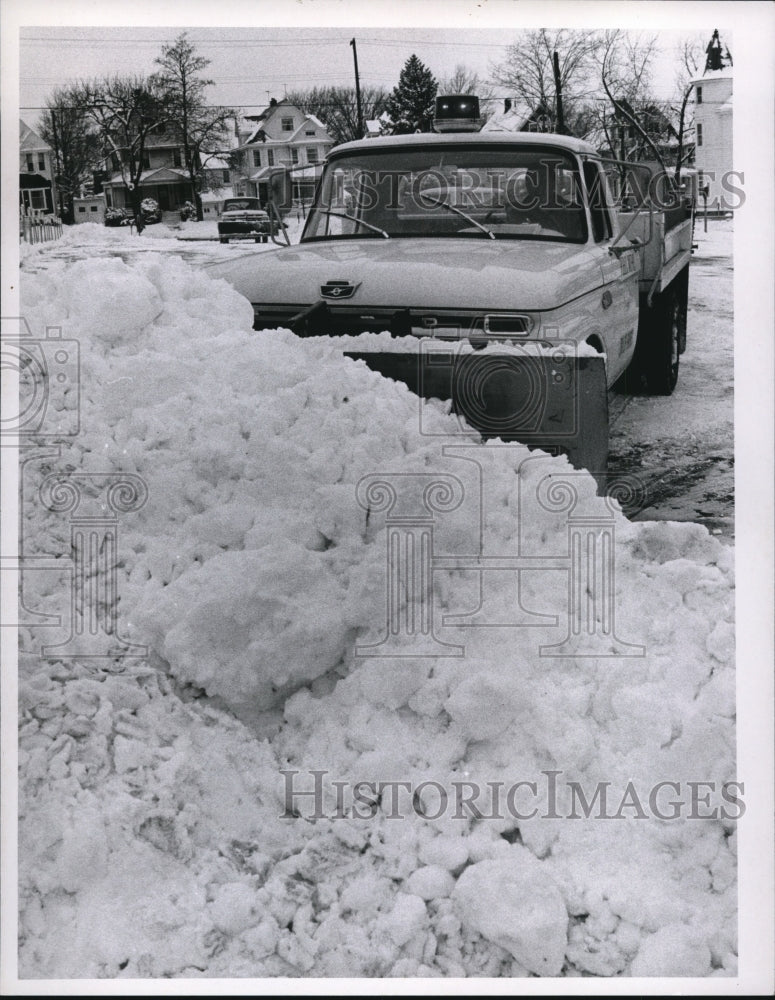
(705, 29), (732, 72)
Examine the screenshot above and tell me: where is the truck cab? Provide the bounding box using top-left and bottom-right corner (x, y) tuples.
(212, 99), (691, 473)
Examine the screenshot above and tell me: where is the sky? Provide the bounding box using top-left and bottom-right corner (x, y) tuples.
(17, 22), (709, 131)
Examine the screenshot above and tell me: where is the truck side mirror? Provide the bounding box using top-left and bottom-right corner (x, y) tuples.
(267, 168), (293, 213)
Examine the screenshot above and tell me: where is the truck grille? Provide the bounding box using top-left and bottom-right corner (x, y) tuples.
(252, 304), (535, 339)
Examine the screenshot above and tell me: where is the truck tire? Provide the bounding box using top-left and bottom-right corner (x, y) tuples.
(644, 271), (688, 395)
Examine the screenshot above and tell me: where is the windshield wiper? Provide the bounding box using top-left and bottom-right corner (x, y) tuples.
(420, 196), (496, 239)
(318, 209), (390, 239)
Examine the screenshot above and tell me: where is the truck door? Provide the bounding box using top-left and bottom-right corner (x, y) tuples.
(583, 160), (640, 383)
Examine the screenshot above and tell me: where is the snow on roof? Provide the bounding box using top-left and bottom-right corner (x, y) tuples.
(19, 119), (49, 152)
(201, 185), (233, 203)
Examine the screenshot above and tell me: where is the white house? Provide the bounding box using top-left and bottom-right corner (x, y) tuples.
(231, 99), (334, 203)
(19, 119), (57, 215)
(690, 30), (733, 211)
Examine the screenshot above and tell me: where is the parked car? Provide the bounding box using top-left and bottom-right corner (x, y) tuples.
(218, 198), (270, 243)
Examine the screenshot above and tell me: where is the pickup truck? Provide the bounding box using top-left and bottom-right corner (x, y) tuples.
(213, 100), (692, 473)
(218, 197), (271, 244)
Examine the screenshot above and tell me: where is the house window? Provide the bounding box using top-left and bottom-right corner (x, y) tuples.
(222, 169), (230, 185)
(173, 149), (182, 167)
(291, 148), (299, 164)
(90, 205), (98, 212)
(696, 86), (702, 105)
(142, 151), (151, 169)
(305, 129), (315, 136)
(268, 149), (274, 166)
(78, 206), (86, 213)
(26, 154), (34, 172)
(38, 153), (46, 170)
(306, 147), (318, 164)
(697, 123), (703, 147)
(281, 117), (294, 132)
(253, 149), (262, 168)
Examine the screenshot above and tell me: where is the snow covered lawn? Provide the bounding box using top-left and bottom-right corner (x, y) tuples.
(15, 242), (737, 979)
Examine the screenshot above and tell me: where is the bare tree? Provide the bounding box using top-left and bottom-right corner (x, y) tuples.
(489, 29), (602, 135)
(438, 64), (495, 123)
(670, 36), (704, 184)
(286, 86), (389, 144)
(152, 33), (237, 220)
(599, 30), (670, 169)
(39, 85), (101, 223)
(78, 75), (170, 225)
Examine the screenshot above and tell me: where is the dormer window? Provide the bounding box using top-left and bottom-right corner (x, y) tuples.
(281, 117), (294, 132)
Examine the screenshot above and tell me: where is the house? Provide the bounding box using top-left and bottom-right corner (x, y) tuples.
(19, 119), (57, 215)
(480, 99), (555, 135)
(690, 30), (733, 211)
(101, 133), (193, 213)
(230, 99), (334, 204)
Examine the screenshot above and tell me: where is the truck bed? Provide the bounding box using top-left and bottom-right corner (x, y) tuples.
(619, 208), (693, 296)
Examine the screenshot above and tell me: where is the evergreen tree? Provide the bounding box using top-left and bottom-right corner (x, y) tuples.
(385, 55), (438, 134)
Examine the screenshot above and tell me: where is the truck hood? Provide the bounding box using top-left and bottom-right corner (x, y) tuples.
(209, 237), (605, 313)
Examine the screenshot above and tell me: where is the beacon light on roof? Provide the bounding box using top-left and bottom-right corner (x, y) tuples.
(432, 95), (482, 133)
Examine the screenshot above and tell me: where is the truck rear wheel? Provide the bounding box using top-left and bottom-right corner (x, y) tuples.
(644, 271), (688, 395)
(645, 288), (680, 394)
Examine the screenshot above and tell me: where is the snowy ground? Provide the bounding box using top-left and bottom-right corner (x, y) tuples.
(20, 215), (735, 539)
(609, 218), (734, 538)
(12, 218), (737, 981)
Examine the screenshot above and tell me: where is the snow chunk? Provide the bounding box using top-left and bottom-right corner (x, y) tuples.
(452, 850), (568, 976)
(209, 881), (261, 935)
(405, 865), (455, 900)
(378, 893), (428, 947)
(630, 924), (712, 977)
(138, 545), (349, 711)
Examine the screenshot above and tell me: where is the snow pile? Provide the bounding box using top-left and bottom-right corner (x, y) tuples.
(17, 252), (737, 979)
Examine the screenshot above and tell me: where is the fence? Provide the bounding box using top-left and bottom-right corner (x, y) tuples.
(20, 213), (64, 245)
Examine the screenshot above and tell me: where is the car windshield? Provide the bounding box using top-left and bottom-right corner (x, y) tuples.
(303, 144), (587, 243)
(224, 199), (262, 210)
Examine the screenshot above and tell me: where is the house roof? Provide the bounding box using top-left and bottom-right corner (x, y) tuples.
(203, 155), (231, 170)
(19, 172), (52, 189)
(142, 167), (189, 183)
(104, 167), (188, 186)
(201, 186), (234, 203)
(248, 166), (275, 181)
(20, 119), (50, 152)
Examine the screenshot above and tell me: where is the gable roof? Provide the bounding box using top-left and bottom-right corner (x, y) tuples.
(20, 119), (50, 152)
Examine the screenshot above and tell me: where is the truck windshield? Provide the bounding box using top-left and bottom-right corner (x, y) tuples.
(303, 145), (587, 243)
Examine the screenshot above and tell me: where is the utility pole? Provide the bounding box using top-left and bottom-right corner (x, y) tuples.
(350, 38), (363, 139)
(553, 50), (565, 134)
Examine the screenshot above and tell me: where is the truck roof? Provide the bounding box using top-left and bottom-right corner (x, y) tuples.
(329, 131), (600, 158)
